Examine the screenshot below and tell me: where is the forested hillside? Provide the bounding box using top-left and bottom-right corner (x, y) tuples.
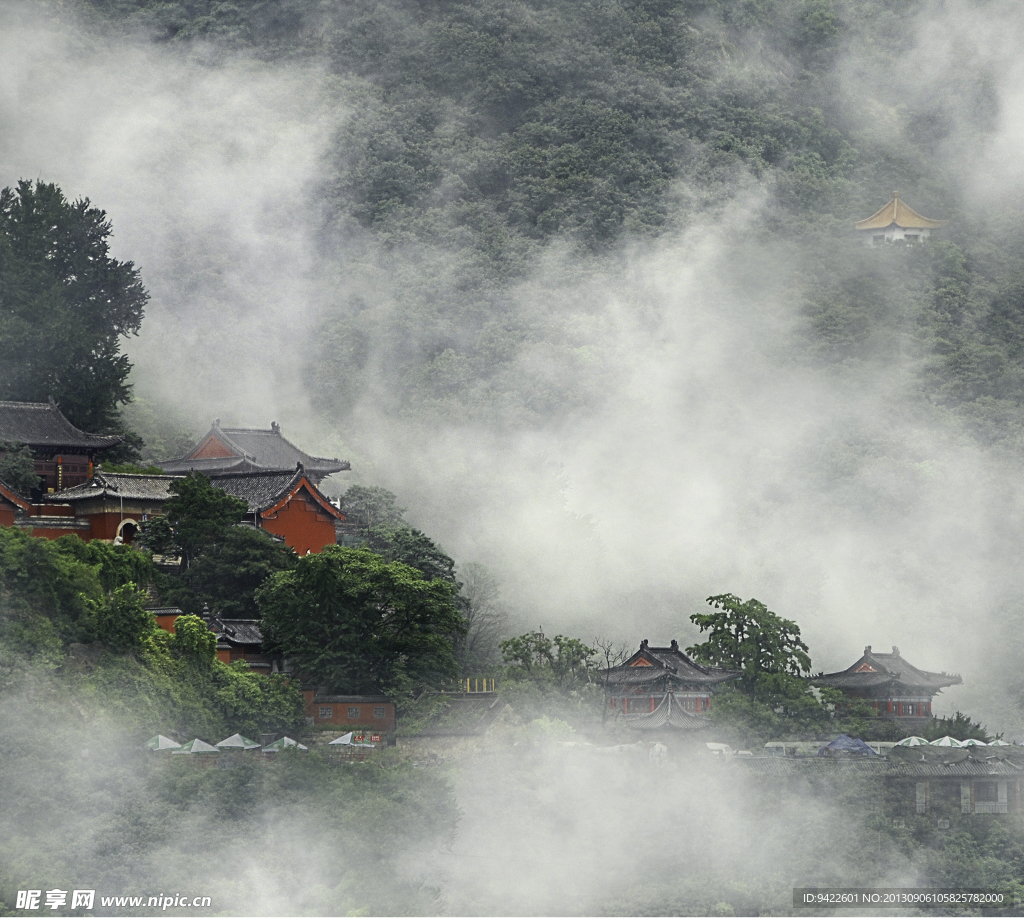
(70, 0), (1024, 445)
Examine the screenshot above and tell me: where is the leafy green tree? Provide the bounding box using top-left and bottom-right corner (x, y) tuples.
(52, 535), (160, 595)
(93, 583), (156, 650)
(341, 485), (460, 585)
(687, 594), (834, 743)
(0, 180), (148, 434)
(141, 473), (296, 617)
(364, 525), (459, 585)
(0, 525), (102, 640)
(687, 593), (812, 694)
(339, 485), (408, 530)
(500, 630), (597, 690)
(180, 526), (298, 619)
(0, 442), (39, 495)
(213, 666), (306, 737)
(143, 471), (248, 569)
(922, 712), (993, 743)
(258, 545), (466, 697)
(171, 613), (217, 666)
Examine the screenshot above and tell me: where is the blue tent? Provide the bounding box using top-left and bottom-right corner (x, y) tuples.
(817, 734), (878, 756)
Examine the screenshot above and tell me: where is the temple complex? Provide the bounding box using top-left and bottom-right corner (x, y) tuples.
(0, 402), (351, 555)
(812, 645), (961, 726)
(855, 192), (946, 245)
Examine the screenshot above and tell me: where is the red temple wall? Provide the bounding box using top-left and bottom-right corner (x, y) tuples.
(30, 524), (82, 540)
(305, 699), (396, 732)
(262, 494), (337, 555)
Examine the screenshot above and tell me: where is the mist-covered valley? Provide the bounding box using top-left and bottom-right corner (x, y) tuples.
(5, 0), (1024, 914)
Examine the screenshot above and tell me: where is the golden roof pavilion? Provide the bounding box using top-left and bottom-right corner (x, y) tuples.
(856, 192), (946, 245)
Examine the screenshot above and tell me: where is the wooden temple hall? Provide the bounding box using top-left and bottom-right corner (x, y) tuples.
(812, 646), (962, 725)
(602, 640), (739, 731)
(0, 402), (352, 556)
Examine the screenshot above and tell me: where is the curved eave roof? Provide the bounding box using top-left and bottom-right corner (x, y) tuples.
(622, 693), (709, 731)
(158, 456), (254, 475)
(51, 473), (180, 502)
(0, 479), (31, 512)
(814, 671), (960, 691)
(210, 468), (344, 519)
(165, 425), (349, 477)
(0, 400), (122, 451)
(855, 195), (947, 230)
(603, 644), (741, 686)
(603, 667), (738, 686)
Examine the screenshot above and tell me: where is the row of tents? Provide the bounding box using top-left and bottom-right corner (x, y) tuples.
(774, 733), (1015, 758)
(894, 735), (1013, 747)
(143, 732), (377, 754)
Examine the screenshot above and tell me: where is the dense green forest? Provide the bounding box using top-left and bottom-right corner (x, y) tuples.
(59, 0), (1024, 447)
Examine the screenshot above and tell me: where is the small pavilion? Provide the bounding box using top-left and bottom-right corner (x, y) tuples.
(855, 192), (946, 245)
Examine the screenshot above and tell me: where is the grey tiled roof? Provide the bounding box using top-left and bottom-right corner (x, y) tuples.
(0, 400), (121, 450)
(161, 423), (349, 477)
(813, 646), (962, 693)
(157, 456), (253, 475)
(51, 472), (181, 502)
(210, 468), (343, 518)
(621, 692), (709, 731)
(604, 641), (740, 688)
(214, 619), (264, 646)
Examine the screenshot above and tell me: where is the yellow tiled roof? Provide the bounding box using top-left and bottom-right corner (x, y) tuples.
(855, 192), (947, 230)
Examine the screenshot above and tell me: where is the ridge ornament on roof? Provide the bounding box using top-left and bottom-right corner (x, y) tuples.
(855, 192), (947, 246)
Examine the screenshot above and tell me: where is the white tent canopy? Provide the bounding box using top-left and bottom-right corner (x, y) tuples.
(895, 736), (930, 746)
(216, 733), (261, 750)
(173, 738), (221, 755)
(144, 734), (181, 751)
(262, 736), (308, 752)
(930, 736), (963, 747)
(328, 732), (376, 747)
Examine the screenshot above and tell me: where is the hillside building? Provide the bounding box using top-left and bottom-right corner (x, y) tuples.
(0, 399), (121, 493)
(812, 645), (961, 726)
(855, 192), (946, 245)
(47, 466), (345, 554)
(160, 419), (349, 484)
(602, 639), (740, 730)
(210, 467), (346, 556)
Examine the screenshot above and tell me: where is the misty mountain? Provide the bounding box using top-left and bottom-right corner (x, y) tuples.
(67, 0), (1022, 440)
(6, 0), (1024, 730)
